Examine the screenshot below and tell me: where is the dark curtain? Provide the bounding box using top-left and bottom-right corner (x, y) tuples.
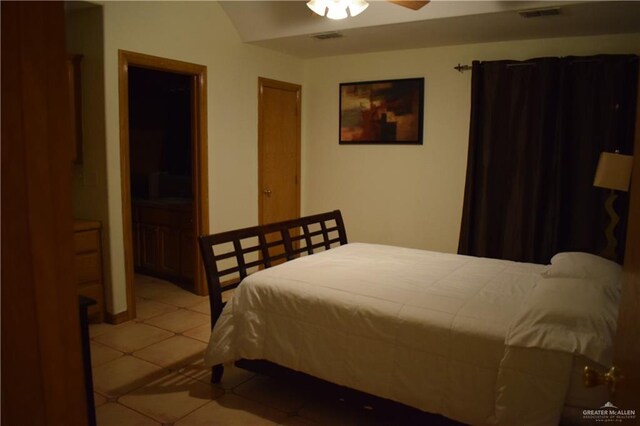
(458, 55), (638, 264)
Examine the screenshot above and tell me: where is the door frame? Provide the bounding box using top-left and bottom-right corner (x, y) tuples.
(118, 50), (209, 321)
(258, 77), (302, 225)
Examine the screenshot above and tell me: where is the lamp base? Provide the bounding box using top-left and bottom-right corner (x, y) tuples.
(600, 189), (619, 261)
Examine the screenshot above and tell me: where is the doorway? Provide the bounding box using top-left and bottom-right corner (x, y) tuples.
(258, 77), (301, 226)
(119, 50), (208, 321)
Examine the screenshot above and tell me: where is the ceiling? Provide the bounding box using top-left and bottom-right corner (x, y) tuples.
(220, 1), (640, 58)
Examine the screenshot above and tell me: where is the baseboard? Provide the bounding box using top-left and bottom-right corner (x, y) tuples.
(105, 310), (131, 324)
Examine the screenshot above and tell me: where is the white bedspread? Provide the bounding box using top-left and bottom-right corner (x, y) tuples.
(205, 243), (617, 425)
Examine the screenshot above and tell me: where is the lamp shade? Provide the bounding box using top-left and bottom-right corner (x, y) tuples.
(593, 152), (634, 192)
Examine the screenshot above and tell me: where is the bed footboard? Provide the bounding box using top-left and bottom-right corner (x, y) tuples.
(198, 210), (348, 382)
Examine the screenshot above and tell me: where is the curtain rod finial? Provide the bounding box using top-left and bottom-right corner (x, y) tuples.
(454, 63), (472, 73)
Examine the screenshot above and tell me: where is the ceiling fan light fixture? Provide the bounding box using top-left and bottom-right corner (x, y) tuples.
(326, 1), (349, 20)
(348, 0), (369, 17)
(307, 0), (328, 16)
(307, 0), (369, 20)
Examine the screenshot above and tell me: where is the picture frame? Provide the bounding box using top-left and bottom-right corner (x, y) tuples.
(339, 77), (424, 145)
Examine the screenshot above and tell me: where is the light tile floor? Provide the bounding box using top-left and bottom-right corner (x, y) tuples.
(90, 274), (461, 425)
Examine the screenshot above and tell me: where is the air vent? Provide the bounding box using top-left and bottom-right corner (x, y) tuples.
(311, 32), (343, 40)
(519, 7), (561, 18)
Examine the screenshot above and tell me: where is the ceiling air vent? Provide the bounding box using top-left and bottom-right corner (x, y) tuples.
(312, 32), (343, 40)
(519, 7), (561, 18)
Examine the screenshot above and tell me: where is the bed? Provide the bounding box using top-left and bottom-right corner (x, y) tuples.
(198, 210), (620, 426)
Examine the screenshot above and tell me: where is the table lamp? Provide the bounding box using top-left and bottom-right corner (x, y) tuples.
(593, 151), (634, 260)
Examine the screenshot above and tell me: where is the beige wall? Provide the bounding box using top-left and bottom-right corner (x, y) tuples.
(66, 5), (112, 302)
(102, 1), (304, 314)
(302, 33), (640, 253)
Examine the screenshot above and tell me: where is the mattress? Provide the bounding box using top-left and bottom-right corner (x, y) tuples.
(205, 243), (617, 425)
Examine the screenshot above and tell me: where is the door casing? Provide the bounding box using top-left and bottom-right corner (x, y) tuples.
(118, 50), (209, 322)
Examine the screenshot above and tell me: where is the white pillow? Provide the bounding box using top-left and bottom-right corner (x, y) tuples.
(507, 277), (619, 366)
(542, 252), (621, 285)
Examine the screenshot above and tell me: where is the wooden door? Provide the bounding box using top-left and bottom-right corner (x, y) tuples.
(258, 78), (301, 228)
(611, 77), (640, 413)
(1, 1), (88, 424)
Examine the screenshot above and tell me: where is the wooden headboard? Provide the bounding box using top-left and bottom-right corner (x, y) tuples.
(198, 210), (348, 324)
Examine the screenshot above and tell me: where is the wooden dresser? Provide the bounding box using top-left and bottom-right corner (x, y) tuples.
(73, 220), (105, 322)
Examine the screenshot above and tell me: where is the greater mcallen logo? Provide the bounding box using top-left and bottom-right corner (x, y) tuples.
(583, 402), (637, 422)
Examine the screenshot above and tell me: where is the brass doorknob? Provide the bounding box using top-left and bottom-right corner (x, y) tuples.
(584, 365), (624, 397)
(263, 189), (272, 197)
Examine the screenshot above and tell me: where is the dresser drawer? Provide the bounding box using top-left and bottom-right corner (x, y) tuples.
(74, 220), (104, 323)
(74, 229), (100, 254)
(75, 252), (102, 284)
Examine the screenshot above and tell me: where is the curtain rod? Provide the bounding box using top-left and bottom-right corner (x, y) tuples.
(454, 64), (471, 73)
(453, 62), (536, 72)
(456, 55), (637, 73)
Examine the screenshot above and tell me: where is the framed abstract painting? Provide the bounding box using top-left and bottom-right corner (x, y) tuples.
(339, 78), (424, 145)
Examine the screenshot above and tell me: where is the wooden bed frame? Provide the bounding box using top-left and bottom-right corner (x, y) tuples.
(198, 210), (348, 382)
(198, 208), (628, 424)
